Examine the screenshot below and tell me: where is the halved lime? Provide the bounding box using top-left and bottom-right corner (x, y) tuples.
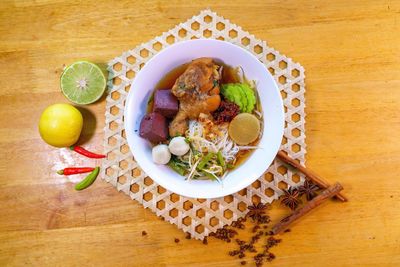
(61, 61), (106, 105)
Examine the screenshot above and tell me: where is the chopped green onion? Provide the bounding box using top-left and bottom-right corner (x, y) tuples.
(216, 151), (225, 167)
(197, 152), (214, 170)
(168, 160), (185, 176)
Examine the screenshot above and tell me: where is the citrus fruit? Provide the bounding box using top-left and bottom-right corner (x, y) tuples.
(228, 113), (260, 145)
(60, 61), (106, 105)
(39, 103), (83, 147)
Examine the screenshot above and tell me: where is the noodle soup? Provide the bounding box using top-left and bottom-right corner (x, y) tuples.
(139, 58), (263, 181)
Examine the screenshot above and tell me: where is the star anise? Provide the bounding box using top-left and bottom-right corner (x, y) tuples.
(246, 203), (270, 222)
(280, 187), (301, 210)
(298, 180), (320, 201)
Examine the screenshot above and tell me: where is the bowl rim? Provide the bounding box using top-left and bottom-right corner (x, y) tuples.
(123, 39), (284, 198)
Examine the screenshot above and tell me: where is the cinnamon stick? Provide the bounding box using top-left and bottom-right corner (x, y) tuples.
(277, 151), (348, 202)
(271, 182), (343, 235)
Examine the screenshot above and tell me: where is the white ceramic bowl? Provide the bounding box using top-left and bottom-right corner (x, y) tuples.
(124, 39), (284, 199)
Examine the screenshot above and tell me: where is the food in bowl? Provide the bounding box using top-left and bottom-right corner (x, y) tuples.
(139, 57), (263, 182)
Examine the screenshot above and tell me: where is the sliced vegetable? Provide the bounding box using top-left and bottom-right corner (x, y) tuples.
(221, 83), (256, 113)
(216, 151), (225, 168)
(70, 146), (106, 159)
(168, 160), (186, 176)
(57, 167), (94, 175)
(197, 152), (214, 170)
(75, 167), (100, 190)
(240, 84), (256, 113)
(228, 113), (260, 145)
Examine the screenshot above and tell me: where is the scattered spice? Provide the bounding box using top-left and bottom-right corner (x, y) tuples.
(265, 237), (281, 249)
(174, 238), (180, 243)
(246, 203), (271, 224)
(141, 231), (147, 236)
(298, 180), (320, 200)
(266, 253), (276, 261)
(231, 217), (246, 229)
(250, 231), (264, 245)
(229, 250), (240, 256)
(209, 226), (238, 243)
(247, 203), (268, 220)
(280, 187), (301, 210)
(235, 239), (246, 246)
(284, 229), (291, 233)
(202, 237), (208, 245)
(254, 253), (265, 267)
(220, 202), (281, 266)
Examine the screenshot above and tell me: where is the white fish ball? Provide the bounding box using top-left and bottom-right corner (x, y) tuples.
(152, 144), (171, 165)
(168, 136), (190, 156)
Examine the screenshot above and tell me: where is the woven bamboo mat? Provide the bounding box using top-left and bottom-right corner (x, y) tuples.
(102, 9), (306, 240)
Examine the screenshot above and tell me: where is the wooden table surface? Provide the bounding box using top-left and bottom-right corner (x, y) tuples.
(1, 1), (400, 266)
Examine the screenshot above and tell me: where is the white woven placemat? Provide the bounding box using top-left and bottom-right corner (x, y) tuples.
(102, 9), (306, 240)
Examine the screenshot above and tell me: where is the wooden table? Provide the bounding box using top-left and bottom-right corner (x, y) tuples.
(1, 1), (399, 266)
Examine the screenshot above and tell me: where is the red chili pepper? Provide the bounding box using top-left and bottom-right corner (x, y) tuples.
(70, 145), (106, 159)
(57, 167), (95, 175)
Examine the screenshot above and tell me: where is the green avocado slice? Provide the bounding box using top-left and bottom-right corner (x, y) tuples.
(237, 84), (248, 112)
(221, 84), (244, 111)
(240, 83), (256, 113)
(221, 83), (256, 113)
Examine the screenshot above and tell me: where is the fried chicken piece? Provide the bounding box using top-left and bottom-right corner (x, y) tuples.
(169, 58), (221, 136)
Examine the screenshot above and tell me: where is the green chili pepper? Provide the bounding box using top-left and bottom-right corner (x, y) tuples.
(197, 152), (214, 170)
(168, 161), (185, 176)
(216, 151), (225, 167)
(75, 167), (100, 191)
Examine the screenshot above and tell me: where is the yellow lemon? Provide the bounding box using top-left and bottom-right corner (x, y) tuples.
(39, 103), (83, 147)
